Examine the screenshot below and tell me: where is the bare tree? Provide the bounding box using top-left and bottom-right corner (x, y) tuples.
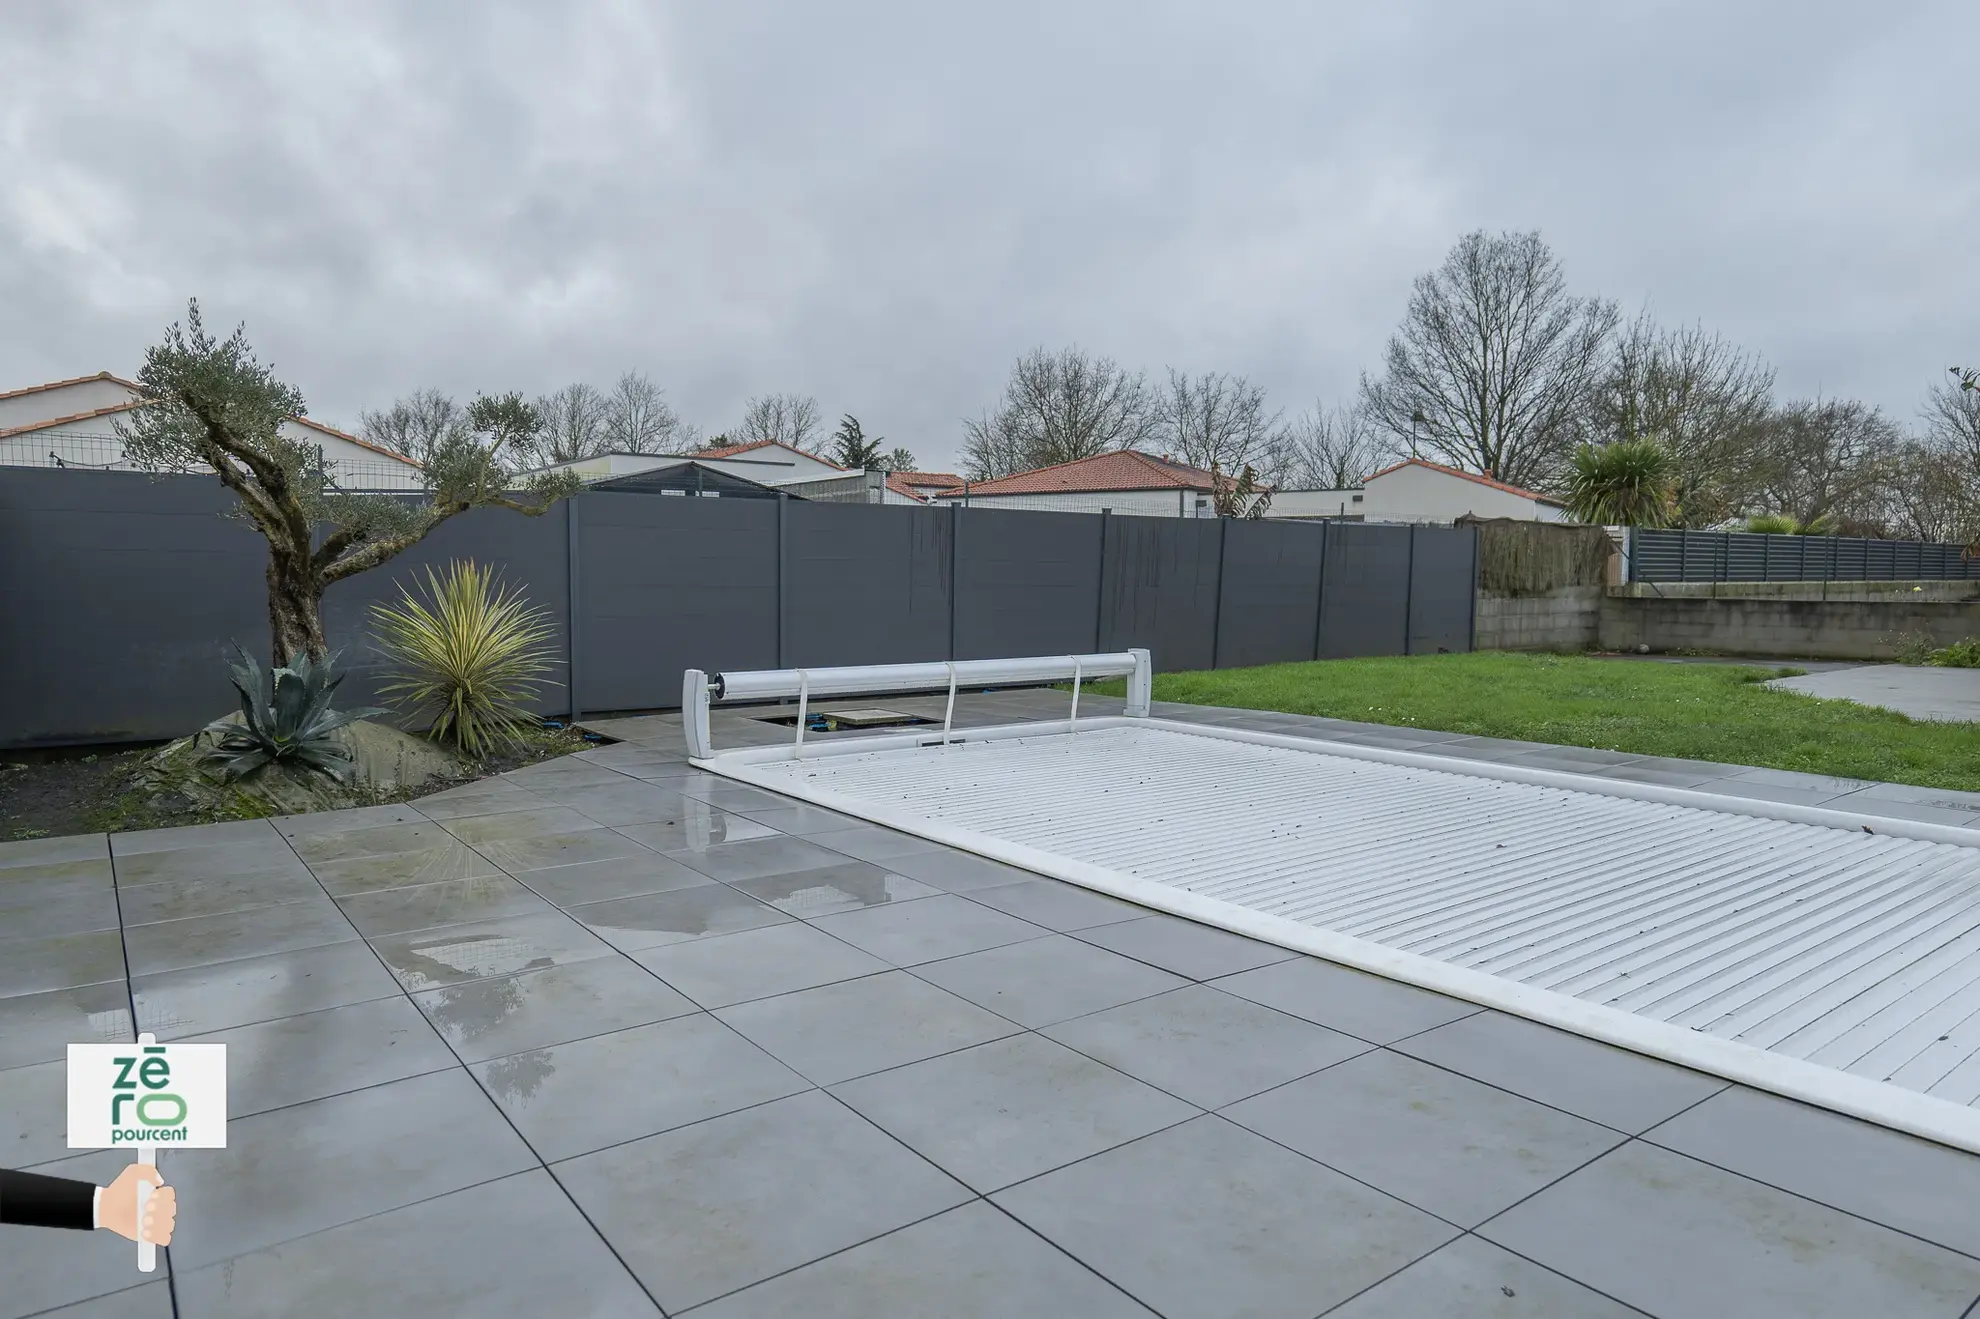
(1585, 313), (1776, 526)
(1360, 230), (1619, 490)
(359, 388), (464, 465)
(962, 346), (1157, 479)
(1746, 398), (1902, 530)
(1923, 374), (1980, 472)
(737, 393), (824, 453)
(528, 383), (610, 465)
(604, 371), (696, 454)
(1883, 439), (1980, 543)
(1155, 369), (1283, 477)
(1274, 401), (1392, 488)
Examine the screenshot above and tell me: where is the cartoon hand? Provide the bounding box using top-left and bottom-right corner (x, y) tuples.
(99, 1164), (176, 1246)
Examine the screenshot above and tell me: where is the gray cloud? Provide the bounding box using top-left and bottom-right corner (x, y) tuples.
(2, 0), (1973, 468)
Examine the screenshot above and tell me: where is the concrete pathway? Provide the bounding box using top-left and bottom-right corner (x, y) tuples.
(1769, 664), (1980, 723)
(5, 694), (1980, 1316)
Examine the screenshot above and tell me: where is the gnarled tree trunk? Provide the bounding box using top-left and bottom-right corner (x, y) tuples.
(266, 542), (328, 665)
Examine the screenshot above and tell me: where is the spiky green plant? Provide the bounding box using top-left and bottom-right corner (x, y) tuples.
(200, 644), (381, 781)
(370, 560), (558, 758)
(1564, 439), (1678, 527)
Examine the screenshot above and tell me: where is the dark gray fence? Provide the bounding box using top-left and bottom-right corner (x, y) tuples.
(1630, 528), (1980, 583)
(0, 468), (1480, 748)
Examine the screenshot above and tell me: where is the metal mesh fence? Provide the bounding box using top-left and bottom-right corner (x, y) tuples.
(0, 430), (427, 491)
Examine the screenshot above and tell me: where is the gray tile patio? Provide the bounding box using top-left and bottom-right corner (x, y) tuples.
(7, 690), (1980, 1316)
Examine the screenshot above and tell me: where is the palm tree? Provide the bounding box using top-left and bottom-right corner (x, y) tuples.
(1564, 439), (1678, 527)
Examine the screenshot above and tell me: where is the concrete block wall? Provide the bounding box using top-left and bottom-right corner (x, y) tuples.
(1475, 587), (1602, 652)
(1598, 595), (1980, 660)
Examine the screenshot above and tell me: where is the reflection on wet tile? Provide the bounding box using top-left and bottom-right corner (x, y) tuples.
(730, 863), (941, 918)
(121, 899), (356, 977)
(565, 886), (791, 954)
(614, 803), (780, 855)
(0, 928), (128, 998)
(410, 957), (698, 1063)
(132, 940), (404, 1039)
(307, 841), (504, 896)
(367, 912), (615, 990)
(116, 870), (325, 925)
(439, 807), (600, 846)
(473, 828), (655, 875)
(0, 979), (133, 1069)
(335, 874), (554, 937)
(518, 852), (716, 907)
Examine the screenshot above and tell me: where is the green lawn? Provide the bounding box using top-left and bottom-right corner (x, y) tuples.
(1096, 652), (1980, 791)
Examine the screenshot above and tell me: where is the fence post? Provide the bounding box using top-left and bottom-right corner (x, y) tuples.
(565, 495), (582, 724)
(1094, 509), (1109, 653)
(948, 500), (961, 660)
(1211, 515), (1229, 669)
(1467, 523), (1481, 652)
(1402, 524), (1418, 655)
(775, 493), (788, 668)
(1311, 520), (1331, 660)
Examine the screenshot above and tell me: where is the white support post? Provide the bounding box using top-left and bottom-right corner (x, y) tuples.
(1124, 648), (1153, 718)
(1068, 656), (1082, 733)
(682, 670), (713, 760)
(793, 670), (811, 757)
(941, 662), (958, 745)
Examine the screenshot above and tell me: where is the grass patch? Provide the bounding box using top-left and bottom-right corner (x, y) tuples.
(1090, 652), (1980, 791)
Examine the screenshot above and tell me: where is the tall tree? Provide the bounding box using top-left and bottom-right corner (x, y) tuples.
(1360, 230), (1619, 489)
(1585, 314), (1776, 526)
(1746, 398), (1902, 530)
(882, 446), (917, 471)
(1923, 371), (1980, 473)
(829, 414), (884, 469)
(1274, 402), (1391, 488)
(962, 346), (1156, 479)
(1155, 369), (1283, 477)
(1882, 439), (1980, 543)
(359, 387), (463, 464)
(603, 371), (696, 454)
(529, 383), (609, 465)
(118, 301), (576, 663)
(737, 393), (824, 453)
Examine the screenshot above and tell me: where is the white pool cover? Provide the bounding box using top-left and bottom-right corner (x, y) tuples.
(695, 707), (1980, 1153)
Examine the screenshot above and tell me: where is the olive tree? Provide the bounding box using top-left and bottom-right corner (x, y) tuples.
(118, 301), (579, 664)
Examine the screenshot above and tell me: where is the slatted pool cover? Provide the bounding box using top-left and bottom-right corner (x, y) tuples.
(731, 724), (1980, 1115)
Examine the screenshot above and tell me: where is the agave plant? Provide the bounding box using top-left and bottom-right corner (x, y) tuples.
(370, 560), (558, 759)
(200, 645), (382, 781)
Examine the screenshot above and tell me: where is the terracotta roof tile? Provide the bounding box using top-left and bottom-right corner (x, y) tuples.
(691, 438), (847, 470)
(936, 450), (1225, 497)
(0, 401), (143, 440)
(893, 470), (963, 488)
(0, 371), (141, 403)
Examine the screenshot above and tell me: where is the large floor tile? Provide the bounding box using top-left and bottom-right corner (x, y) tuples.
(1393, 1010), (1727, 1133)
(412, 956), (698, 1063)
(729, 860), (940, 917)
(0, 1150), (153, 1319)
(470, 1013), (810, 1161)
(806, 823), (944, 864)
(1326, 1235), (1643, 1318)
(37, 1280), (175, 1318)
(273, 802), (429, 839)
(0, 978), (132, 1069)
(1043, 984), (1368, 1109)
(437, 804), (601, 844)
(409, 781), (546, 820)
(0, 928), (127, 998)
(663, 833), (852, 883)
(1074, 913), (1298, 981)
(115, 868), (325, 925)
(883, 848), (1039, 894)
(1224, 1050), (1623, 1228)
(472, 827), (657, 875)
(634, 921), (889, 1008)
(539, 781), (694, 827)
(556, 1089), (970, 1312)
(690, 1201), (1156, 1319)
(0, 882), (121, 939)
(1479, 1140), (1980, 1318)
(1645, 1085), (1980, 1258)
(107, 817), (276, 855)
(501, 760), (631, 791)
(305, 839), (504, 895)
(335, 872), (557, 937)
(1210, 957), (1479, 1044)
(613, 807), (779, 855)
(0, 857), (114, 911)
(716, 970), (1020, 1085)
(833, 1033), (1197, 1192)
(367, 911), (616, 990)
(565, 884), (791, 954)
(285, 818), (460, 865)
(111, 839), (307, 886)
(121, 898), (356, 976)
(164, 1068), (537, 1270)
(0, 831), (107, 869)
(676, 778), (800, 813)
(811, 893), (1046, 966)
(995, 1116), (1454, 1319)
(186, 995), (458, 1116)
(0, 1057), (72, 1166)
(515, 850), (718, 906)
(729, 803), (868, 836)
(174, 1169), (658, 1317)
(913, 933), (1188, 1029)
(132, 939), (401, 1038)
(964, 879), (1147, 932)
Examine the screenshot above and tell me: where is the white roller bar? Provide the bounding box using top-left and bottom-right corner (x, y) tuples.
(681, 649), (1152, 759)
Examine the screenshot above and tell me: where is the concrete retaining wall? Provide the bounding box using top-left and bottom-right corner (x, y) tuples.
(1598, 583), (1980, 660)
(1475, 587), (1603, 652)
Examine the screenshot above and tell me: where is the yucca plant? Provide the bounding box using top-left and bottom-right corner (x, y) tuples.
(1744, 512), (1836, 536)
(200, 644), (381, 781)
(1564, 439), (1678, 528)
(370, 560), (558, 758)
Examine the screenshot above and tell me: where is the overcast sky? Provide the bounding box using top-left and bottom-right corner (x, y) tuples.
(2, 1), (1973, 469)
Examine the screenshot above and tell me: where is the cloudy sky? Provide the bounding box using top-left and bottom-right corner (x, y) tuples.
(2, 1), (1972, 469)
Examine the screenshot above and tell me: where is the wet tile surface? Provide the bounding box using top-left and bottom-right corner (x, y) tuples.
(564, 883), (792, 953)
(410, 956), (699, 1063)
(633, 921), (889, 1008)
(366, 911), (616, 990)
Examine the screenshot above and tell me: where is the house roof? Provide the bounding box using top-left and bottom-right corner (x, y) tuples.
(690, 438), (846, 470)
(0, 401), (146, 440)
(936, 450), (1224, 497)
(883, 475), (930, 502)
(894, 470), (963, 489)
(286, 415), (419, 466)
(1367, 458), (1565, 508)
(0, 371), (140, 403)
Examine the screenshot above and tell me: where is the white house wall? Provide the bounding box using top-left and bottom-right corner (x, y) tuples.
(0, 378), (135, 430)
(1361, 464), (1567, 524)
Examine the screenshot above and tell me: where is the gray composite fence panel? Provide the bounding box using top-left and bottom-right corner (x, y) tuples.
(1405, 525), (1478, 655)
(1213, 519), (1327, 669)
(1631, 528), (1980, 583)
(1316, 522), (1413, 658)
(951, 508), (1106, 662)
(781, 501), (953, 669)
(1095, 515), (1222, 673)
(572, 492), (778, 714)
